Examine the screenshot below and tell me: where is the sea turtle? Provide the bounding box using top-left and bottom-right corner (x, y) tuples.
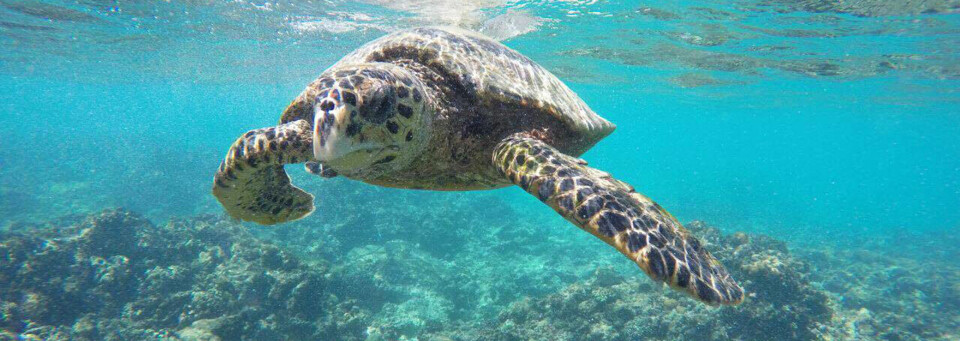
(212, 27), (744, 305)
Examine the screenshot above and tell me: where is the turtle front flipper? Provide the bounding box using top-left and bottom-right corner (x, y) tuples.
(212, 119), (316, 225)
(493, 133), (744, 305)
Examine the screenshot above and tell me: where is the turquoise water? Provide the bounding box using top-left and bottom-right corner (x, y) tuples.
(1, 1), (959, 340)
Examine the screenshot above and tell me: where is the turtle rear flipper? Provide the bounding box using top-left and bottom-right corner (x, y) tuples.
(493, 133), (744, 305)
(212, 120), (315, 225)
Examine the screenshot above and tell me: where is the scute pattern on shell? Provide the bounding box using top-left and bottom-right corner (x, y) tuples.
(332, 26), (615, 140)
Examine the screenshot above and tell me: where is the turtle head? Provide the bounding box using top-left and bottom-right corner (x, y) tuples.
(312, 63), (432, 178)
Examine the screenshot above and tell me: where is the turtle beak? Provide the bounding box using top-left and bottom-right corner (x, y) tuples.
(313, 99), (376, 167)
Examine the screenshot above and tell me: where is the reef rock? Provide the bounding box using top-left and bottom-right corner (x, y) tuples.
(486, 221), (834, 341)
(0, 209), (366, 341)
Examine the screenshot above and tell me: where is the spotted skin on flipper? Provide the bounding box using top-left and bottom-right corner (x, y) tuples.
(212, 120), (315, 225)
(493, 133), (744, 305)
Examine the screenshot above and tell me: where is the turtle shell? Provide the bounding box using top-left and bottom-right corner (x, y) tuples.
(325, 26), (615, 148)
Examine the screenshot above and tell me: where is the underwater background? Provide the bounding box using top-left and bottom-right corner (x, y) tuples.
(1, 0), (958, 340)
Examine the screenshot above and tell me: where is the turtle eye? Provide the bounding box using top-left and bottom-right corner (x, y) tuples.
(359, 83), (397, 124)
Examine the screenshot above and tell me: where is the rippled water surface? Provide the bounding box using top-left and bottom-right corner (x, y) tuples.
(1, 1), (959, 340)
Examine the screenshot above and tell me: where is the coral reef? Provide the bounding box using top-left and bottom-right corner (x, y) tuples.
(262, 186), (606, 339)
(1, 207), (956, 340)
(441, 221), (834, 341)
(799, 236), (960, 341)
(0, 210), (364, 341)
